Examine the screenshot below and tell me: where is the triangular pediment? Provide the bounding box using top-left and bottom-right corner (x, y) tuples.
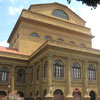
(29, 2), (86, 26)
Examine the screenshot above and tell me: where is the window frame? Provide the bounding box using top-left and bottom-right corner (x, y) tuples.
(72, 62), (81, 79)
(31, 33), (40, 38)
(44, 36), (52, 40)
(52, 9), (69, 20)
(53, 59), (64, 78)
(88, 64), (96, 80)
(17, 69), (25, 83)
(0, 67), (9, 82)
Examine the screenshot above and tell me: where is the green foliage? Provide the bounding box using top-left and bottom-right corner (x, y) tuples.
(67, 0), (100, 8)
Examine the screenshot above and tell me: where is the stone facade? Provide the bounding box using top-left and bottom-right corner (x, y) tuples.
(0, 2), (99, 100)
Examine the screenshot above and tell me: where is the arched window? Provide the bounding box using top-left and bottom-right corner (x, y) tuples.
(88, 64), (96, 80)
(17, 69), (25, 83)
(57, 38), (64, 42)
(52, 9), (69, 20)
(0, 67), (9, 82)
(44, 61), (48, 78)
(31, 33), (40, 38)
(69, 41), (75, 45)
(80, 43), (85, 47)
(53, 59), (64, 78)
(37, 65), (40, 80)
(44, 36), (52, 40)
(72, 62), (81, 79)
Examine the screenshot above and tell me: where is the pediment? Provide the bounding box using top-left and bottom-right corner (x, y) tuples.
(29, 2), (86, 26)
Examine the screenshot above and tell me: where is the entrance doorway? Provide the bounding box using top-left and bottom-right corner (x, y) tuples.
(53, 89), (63, 100)
(89, 91), (96, 100)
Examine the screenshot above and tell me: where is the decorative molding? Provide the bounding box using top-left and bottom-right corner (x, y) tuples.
(46, 53), (53, 58)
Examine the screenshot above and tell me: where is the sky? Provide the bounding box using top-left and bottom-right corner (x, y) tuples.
(0, 0), (100, 50)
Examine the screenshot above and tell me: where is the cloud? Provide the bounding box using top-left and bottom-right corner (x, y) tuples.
(8, 6), (23, 16)
(8, 0), (17, 3)
(0, 40), (9, 47)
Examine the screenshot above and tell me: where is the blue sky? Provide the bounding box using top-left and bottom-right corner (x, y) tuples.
(0, 0), (100, 50)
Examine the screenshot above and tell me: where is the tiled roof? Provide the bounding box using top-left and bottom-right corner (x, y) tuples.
(0, 46), (30, 55)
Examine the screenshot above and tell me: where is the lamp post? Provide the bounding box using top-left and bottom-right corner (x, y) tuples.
(8, 84), (11, 100)
(86, 88), (88, 100)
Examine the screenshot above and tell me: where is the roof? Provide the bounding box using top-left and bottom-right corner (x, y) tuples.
(0, 46), (30, 56)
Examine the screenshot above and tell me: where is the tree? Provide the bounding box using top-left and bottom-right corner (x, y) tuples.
(67, 0), (100, 8)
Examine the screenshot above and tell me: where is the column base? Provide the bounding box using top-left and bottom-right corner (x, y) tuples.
(65, 95), (73, 100)
(83, 95), (90, 100)
(44, 97), (53, 100)
(98, 96), (100, 100)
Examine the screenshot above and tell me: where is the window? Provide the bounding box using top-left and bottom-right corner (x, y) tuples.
(44, 61), (48, 78)
(0, 67), (9, 82)
(80, 43), (85, 47)
(88, 64), (96, 80)
(31, 33), (40, 38)
(57, 38), (64, 42)
(17, 69), (25, 83)
(37, 65), (40, 80)
(72, 62), (81, 79)
(43, 89), (47, 97)
(52, 9), (69, 20)
(69, 41), (75, 45)
(44, 36), (52, 40)
(53, 59), (64, 78)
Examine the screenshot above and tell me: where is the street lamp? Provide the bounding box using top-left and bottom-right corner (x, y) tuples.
(8, 84), (11, 100)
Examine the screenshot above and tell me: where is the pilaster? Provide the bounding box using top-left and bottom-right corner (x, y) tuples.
(11, 65), (16, 92)
(97, 62), (100, 100)
(82, 59), (89, 98)
(39, 59), (43, 97)
(65, 57), (73, 99)
(32, 63), (36, 96)
(46, 53), (53, 97)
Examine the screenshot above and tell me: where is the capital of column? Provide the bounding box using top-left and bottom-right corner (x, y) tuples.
(32, 63), (35, 66)
(46, 53), (53, 58)
(39, 59), (43, 63)
(66, 56), (72, 61)
(82, 59), (88, 64)
(12, 64), (16, 68)
(97, 61), (100, 67)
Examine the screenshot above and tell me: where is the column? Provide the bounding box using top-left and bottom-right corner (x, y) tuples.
(32, 63), (36, 97)
(46, 53), (53, 97)
(11, 65), (16, 92)
(65, 57), (72, 98)
(97, 62), (100, 100)
(39, 59), (43, 98)
(82, 60), (89, 99)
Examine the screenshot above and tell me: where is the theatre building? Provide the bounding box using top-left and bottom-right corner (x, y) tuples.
(0, 2), (100, 100)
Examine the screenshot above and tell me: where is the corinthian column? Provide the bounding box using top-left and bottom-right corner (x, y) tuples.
(11, 65), (16, 92)
(65, 57), (72, 99)
(82, 60), (89, 99)
(46, 53), (53, 97)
